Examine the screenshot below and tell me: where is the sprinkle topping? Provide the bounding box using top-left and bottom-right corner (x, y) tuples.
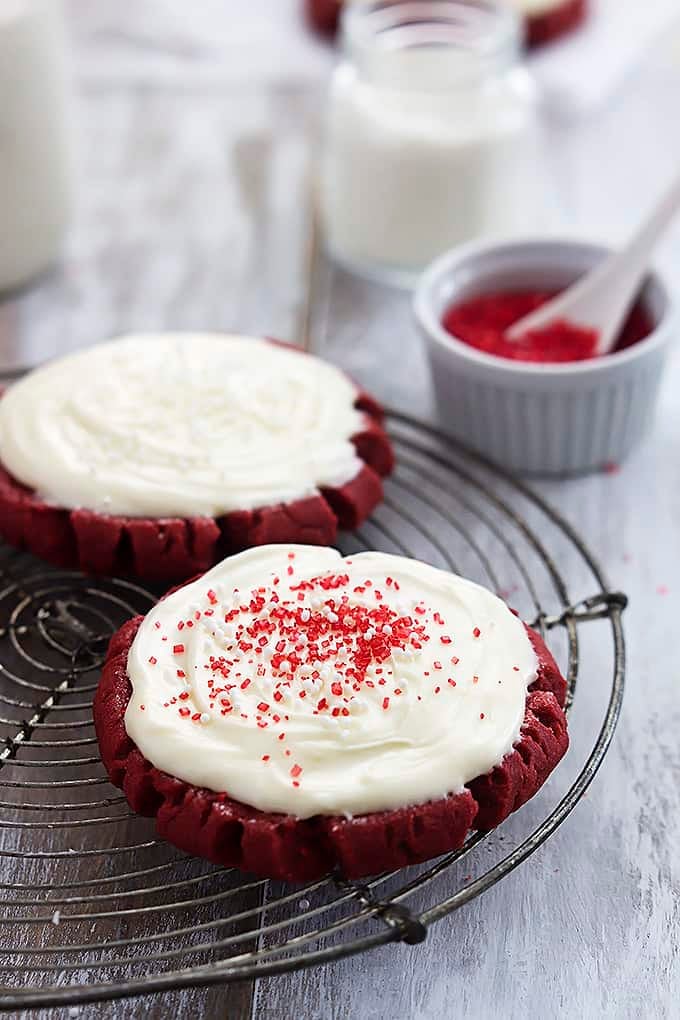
(125, 546), (537, 820)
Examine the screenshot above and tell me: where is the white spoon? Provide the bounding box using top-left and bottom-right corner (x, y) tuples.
(506, 174), (680, 355)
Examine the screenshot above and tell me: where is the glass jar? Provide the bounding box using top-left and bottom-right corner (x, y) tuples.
(0, 0), (74, 293)
(320, 0), (548, 286)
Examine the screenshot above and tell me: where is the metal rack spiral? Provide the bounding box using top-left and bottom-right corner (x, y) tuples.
(0, 411), (626, 1010)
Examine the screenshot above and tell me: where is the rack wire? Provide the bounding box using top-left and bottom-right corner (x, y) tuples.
(0, 411), (626, 1010)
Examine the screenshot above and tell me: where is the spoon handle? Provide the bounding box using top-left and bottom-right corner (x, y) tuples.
(506, 172), (680, 354)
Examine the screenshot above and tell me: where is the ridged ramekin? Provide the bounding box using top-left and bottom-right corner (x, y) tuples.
(414, 238), (674, 475)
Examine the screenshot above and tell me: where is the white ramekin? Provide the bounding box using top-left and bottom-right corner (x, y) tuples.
(414, 238), (675, 475)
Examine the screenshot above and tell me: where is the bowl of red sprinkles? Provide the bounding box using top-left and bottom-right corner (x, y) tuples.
(414, 238), (675, 475)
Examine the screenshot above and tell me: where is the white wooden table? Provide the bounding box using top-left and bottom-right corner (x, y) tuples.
(3, 2), (679, 1017)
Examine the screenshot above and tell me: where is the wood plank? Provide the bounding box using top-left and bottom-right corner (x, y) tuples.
(0, 10), (321, 1013)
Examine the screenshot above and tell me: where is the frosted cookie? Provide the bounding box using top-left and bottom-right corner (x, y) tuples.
(514, 0), (588, 47)
(0, 335), (393, 582)
(94, 546), (569, 880)
(304, 0), (588, 47)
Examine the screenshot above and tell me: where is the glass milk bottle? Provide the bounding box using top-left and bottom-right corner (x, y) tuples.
(0, 0), (74, 293)
(321, 0), (547, 286)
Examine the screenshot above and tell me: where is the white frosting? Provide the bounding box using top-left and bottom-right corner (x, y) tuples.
(0, 334), (364, 518)
(125, 546), (537, 819)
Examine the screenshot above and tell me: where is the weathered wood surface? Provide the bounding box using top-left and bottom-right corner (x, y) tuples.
(1, 1), (679, 1017)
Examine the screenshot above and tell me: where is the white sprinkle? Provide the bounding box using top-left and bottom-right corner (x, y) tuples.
(382, 624), (393, 635)
(301, 609), (311, 623)
(279, 660), (290, 673)
(298, 898), (310, 911)
(327, 611), (339, 624)
(365, 628), (375, 640)
(199, 713), (210, 724)
(51, 910), (61, 926)
(298, 632), (308, 646)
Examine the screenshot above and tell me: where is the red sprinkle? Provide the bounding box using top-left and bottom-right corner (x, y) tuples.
(173, 644), (185, 655)
(442, 290), (653, 364)
(382, 697), (390, 710)
(290, 764), (302, 778)
(473, 628), (481, 639)
(148, 656), (157, 665)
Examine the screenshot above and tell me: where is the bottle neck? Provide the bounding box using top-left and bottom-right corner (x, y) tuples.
(342, 0), (522, 92)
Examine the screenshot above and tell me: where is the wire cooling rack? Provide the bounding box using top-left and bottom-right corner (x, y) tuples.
(0, 410), (626, 1011)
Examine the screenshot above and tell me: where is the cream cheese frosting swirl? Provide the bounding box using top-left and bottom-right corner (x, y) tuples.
(0, 334), (364, 518)
(125, 546), (538, 818)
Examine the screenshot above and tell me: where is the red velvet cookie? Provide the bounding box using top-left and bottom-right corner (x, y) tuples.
(522, 0), (588, 47)
(305, 0), (342, 36)
(94, 549), (568, 881)
(0, 337), (393, 584)
(304, 0), (588, 48)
